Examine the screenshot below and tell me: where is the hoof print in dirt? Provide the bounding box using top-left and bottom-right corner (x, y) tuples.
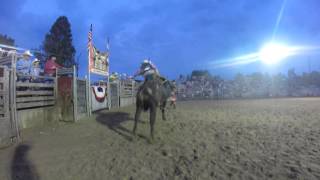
(161, 150), (168, 156)
(174, 166), (182, 176)
(148, 138), (155, 144)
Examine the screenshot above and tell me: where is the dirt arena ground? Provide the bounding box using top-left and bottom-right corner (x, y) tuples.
(1, 98), (320, 180)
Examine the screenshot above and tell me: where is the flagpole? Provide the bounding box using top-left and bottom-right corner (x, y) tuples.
(87, 24), (92, 116)
(106, 37), (111, 110)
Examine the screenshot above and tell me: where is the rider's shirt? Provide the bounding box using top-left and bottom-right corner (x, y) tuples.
(136, 62), (159, 80)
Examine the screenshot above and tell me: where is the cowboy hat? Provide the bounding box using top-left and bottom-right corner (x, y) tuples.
(142, 59), (149, 64)
(23, 50), (33, 56)
(32, 58), (40, 64)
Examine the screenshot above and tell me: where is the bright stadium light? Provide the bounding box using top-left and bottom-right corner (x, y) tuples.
(259, 42), (291, 64)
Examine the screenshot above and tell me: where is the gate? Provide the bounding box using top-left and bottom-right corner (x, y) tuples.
(119, 80), (135, 107)
(0, 66), (16, 147)
(57, 67), (89, 122)
(110, 82), (119, 108)
(76, 79), (88, 119)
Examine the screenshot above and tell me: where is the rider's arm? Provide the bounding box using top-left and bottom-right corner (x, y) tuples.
(134, 69), (143, 77)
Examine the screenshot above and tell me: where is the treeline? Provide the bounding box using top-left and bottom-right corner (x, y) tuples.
(177, 69), (320, 99)
(0, 34), (15, 46)
(1, 16), (76, 68)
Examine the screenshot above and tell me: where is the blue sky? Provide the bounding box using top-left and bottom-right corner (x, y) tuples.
(1, 0), (320, 79)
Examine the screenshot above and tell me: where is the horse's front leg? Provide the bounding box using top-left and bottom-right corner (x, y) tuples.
(133, 106), (142, 136)
(161, 101), (167, 121)
(149, 104), (157, 140)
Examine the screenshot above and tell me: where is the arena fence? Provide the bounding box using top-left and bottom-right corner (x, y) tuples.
(108, 79), (138, 108)
(119, 79), (136, 107)
(0, 53), (19, 148)
(77, 79), (88, 118)
(0, 66), (17, 148)
(57, 67), (89, 122)
(0, 45), (139, 148)
(110, 82), (120, 108)
(16, 75), (56, 109)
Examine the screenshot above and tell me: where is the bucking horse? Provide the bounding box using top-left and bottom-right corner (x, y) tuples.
(133, 76), (176, 140)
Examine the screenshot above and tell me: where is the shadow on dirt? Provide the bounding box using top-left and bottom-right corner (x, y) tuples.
(11, 143), (39, 180)
(96, 112), (147, 141)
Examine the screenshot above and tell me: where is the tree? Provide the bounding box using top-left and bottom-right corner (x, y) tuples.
(43, 16), (76, 67)
(191, 70), (210, 79)
(0, 34), (15, 46)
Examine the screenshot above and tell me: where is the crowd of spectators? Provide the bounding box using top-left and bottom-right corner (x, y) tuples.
(176, 75), (218, 100)
(177, 70), (320, 100)
(16, 50), (63, 82)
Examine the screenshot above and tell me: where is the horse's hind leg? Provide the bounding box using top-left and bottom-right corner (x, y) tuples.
(149, 104), (157, 140)
(133, 106), (142, 136)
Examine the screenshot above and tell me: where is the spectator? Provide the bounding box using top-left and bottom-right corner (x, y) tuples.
(44, 55), (62, 76)
(17, 50), (33, 74)
(16, 50), (33, 81)
(31, 58), (42, 82)
(109, 72), (119, 82)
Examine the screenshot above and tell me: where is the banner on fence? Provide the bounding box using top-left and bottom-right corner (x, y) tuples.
(88, 25), (109, 76)
(90, 46), (109, 76)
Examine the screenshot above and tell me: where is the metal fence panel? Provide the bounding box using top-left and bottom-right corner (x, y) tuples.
(77, 79), (87, 115)
(0, 66), (14, 148)
(110, 82), (119, 108)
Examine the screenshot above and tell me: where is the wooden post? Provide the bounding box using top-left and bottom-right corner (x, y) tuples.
(88, 55), (92, 116)
(107, 75), (111, 110)
(54, 69), (58, 102)
(73, 66), (78, 122)
(3, 66), (9, 119)
(11, 53), (20, 141)
(2, 66), (11, 143)
(85, 75), (90, 116)
(132, 80), (135, 104)
(88, 78), (92, 116)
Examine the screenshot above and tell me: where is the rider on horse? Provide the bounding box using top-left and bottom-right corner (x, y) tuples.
(134, 59), (165, 82)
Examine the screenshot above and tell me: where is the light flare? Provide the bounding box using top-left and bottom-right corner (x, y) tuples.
(259, 43), (292, 64)
(209, 44), (320, 68)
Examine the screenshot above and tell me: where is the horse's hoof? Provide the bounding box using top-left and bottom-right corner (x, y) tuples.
(132, 134), (138, 141)
(132, 136), (138, 142)
(148, 138), (155, 144)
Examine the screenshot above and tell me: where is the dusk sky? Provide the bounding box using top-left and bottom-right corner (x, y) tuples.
(1, 0), (320, 79)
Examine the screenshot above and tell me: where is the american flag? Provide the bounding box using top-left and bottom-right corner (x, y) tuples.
(88, 24), (93, 49)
